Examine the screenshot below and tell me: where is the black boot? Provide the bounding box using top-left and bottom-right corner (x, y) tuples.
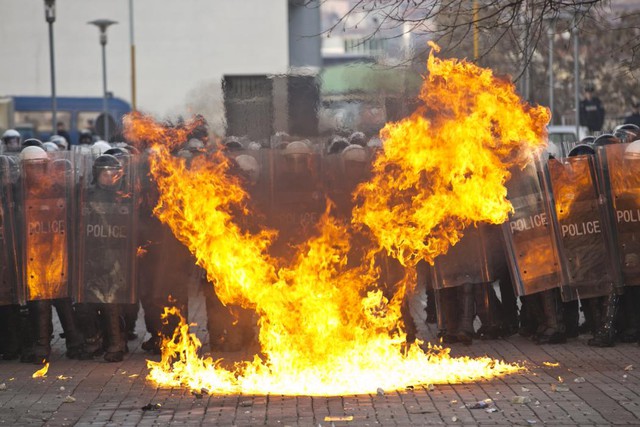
(0, 305), (21, 360)
(455, 283), (475, 345)
(75, 303), (103, 358)
(536, 289), (566, 344)
(519, 295), (540, 338)
(588, 293), (619, 347)
(102, 304), (126, 362)
(434, 288), (458, 343)
(22, 300), (52, 364)
(121, 302), (139, 341)
(619, 289), (640, 343)
(475, 283), (503, 340)
(53, 299), (84, 359)
(563, 300), (580, 338)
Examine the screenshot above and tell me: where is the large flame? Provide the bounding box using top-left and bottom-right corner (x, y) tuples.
(353, 45), (550, 266)
(124, 47), (549, 396)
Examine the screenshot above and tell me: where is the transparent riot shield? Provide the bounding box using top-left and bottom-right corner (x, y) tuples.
(502, 161), (563, 296)
(544, 155), (621, 300)
(75, 153), (138, 304)
(431, 224), (492, 290)
(19, 151), (73, 302)
(267, 143), (326, 259)
(596, 143), (640, 286)
(0, 156), (20, 305)
(225, 148), (271, 216)
(322, 145), (373, 221)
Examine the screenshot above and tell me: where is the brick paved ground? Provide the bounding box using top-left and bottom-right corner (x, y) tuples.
(1, 285), (640, 427)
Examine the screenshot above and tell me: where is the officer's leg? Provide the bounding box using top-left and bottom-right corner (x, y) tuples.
(0, 304), (21, 360)
(22, 299), (52, 364)
(475, 282), (504, 339)
(52, 298), (84, 359)
(619, 288), (640, 343)
(75, 302), (103, 358)
(563, 299), (580, 338)
(434, 287), (458, 343)
(456, 283), (475, 345)
(102, 303), (126, 362)
(121, 301), (140, 341)
(588, 292), (619, 348)
(536, 288), (566, 344)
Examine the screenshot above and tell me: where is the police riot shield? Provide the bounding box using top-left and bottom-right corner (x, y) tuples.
(502, 160), (563, 296)
(75, 153), (138, 304)
(544, 155), (621, 300)
(225, 148), (271, 218)
(431, 224), (492, 290)
(595, 143), (640, 286)
(268, 142), (325, 259)
(322, 145), (373, 221)
(0, 156), (20, 305)
(19, 151), (73, 302)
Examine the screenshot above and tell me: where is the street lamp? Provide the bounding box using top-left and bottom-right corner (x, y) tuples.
(44, 0), (57, 135)
(88, 19), (118, 142)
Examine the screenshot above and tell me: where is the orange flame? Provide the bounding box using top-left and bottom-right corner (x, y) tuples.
(353, 49), (550, 266)
(123, 47), (547, 396)
(32, 362), (49, 378)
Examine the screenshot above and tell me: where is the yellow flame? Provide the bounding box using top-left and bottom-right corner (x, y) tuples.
(543, 362), (560, 367)
(353, 50), (549, 266)
(124, 46), (548, 396)
(32, 362), (49, 378)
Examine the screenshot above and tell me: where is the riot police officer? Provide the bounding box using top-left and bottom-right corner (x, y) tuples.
(75, 154), (131, 362)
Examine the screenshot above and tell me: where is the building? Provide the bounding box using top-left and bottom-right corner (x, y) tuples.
(0, 0), (321, 138)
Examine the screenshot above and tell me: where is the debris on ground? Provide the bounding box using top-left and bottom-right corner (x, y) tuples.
(141, 403), (162, 411)
(511, 396), (532, 404)
(324, 416), (353, 421)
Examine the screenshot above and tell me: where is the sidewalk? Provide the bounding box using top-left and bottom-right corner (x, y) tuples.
(1, 292), (640, 427)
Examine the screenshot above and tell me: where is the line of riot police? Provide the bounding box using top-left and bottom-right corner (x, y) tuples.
(428, 123), (640, 347)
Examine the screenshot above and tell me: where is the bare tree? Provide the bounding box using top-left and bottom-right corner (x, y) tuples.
(316, 0), (640, 127)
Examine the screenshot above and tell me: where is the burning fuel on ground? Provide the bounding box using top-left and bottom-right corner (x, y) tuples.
(124, 46), (549, 396)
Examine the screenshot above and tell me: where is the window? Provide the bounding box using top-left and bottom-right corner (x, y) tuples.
(14, 111), (71, 133)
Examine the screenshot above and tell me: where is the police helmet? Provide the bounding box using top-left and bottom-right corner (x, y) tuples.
(614, 124), (640, 143)
(223, 136), (243, 151)
(367, 137), (383, 148)
(579, 136), (596, 145)
(79, 130), (94, 145)
(327, 136), (350, 154)
(568, 144), (595, 157)
(92, 140), (112, 155)
(42, 142), (59, 152)
(348, 131), (367, 147)
(593, 134), (621, 147)
(341, 144), (367, 163)
(49, 135), (68, 150)
(624, 140), (640, 160)
(1, 129), (21, 150)
(92, 154), (123, 188)
(104, 147), (130, 158)
(22, 138), (44, 149)
(20, 146), (48, 162)
(235, 154), (260, 184)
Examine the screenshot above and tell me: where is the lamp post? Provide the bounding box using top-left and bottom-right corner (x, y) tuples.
(129, 0), (137, 111)
(44, 0), (57, 135)
(88, 19), (118, 142)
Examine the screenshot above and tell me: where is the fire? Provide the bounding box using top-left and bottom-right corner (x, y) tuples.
(124, 46), (549, 396)
(353, 45), (549, 266)
(32, 362), (49, 378)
